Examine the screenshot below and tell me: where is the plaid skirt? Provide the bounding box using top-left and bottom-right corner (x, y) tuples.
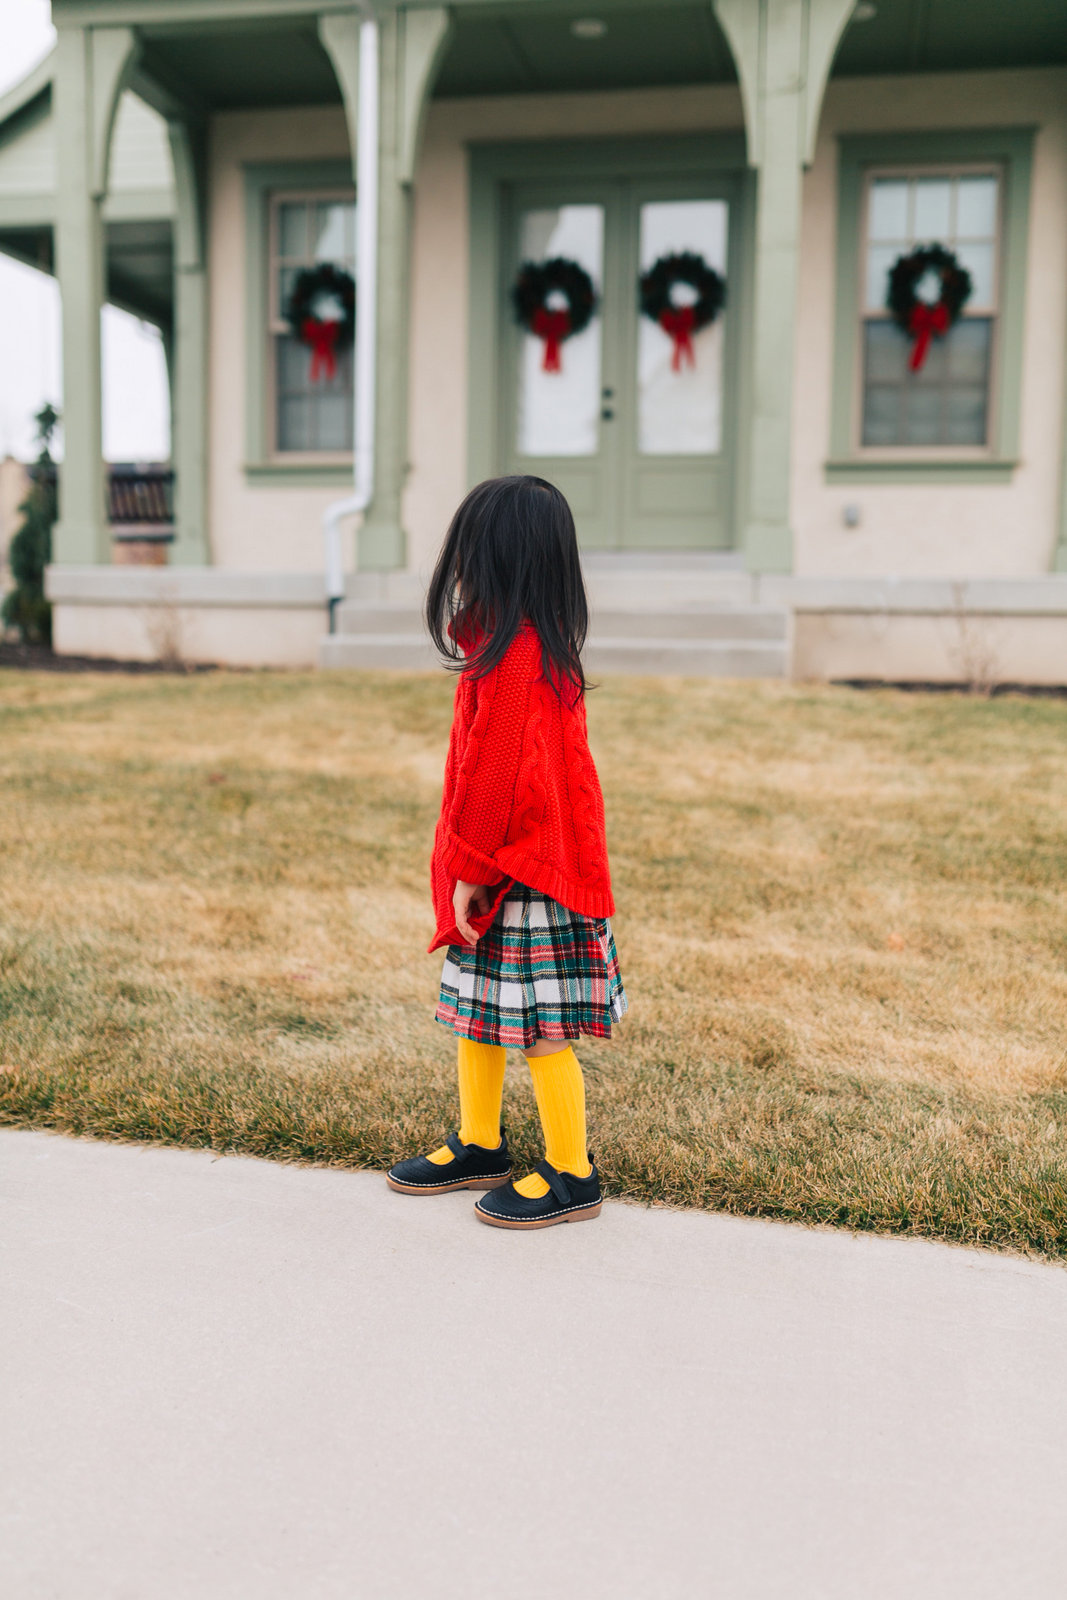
(436, 881), (628, 1048)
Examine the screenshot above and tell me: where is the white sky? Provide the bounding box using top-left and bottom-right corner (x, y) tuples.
(0, 0), (170, 462)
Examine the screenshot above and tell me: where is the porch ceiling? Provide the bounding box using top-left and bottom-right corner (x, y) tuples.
(831, 0), (1067, 76)
(136, 20), (339, 111)
(105, 219), (174, 327)
(0, 218), (173, 329)
(433, 2), (737, 98)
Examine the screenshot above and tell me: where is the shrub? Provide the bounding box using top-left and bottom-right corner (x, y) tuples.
(2, 403), (59, 646)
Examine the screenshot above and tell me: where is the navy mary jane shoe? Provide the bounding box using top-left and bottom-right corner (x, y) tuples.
(474, 1158), (602, 1229)
(386, 1130), (512, 1195)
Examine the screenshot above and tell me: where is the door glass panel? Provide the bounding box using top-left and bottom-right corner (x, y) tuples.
(517, 205), (603, 457)
(637, 199), (727, 456)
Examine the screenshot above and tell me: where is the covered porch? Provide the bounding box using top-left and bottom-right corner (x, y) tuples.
(1, 0), (1065, 676)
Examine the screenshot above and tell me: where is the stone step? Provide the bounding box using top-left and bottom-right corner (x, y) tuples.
(584, 637), (787, 678)
(335, 603), (786, 642)
(334, 604), (428, 634)
(588, 607), (787, 640)
(320, 632), (438, 671)
(584, 572), (755, 609)
(341, 566), (757, 612)
(320, 630), (787, 677)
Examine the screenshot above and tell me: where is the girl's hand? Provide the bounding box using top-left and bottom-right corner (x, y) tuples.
(453, 880), (491, 947)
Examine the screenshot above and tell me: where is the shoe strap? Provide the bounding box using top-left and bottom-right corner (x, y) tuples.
(445, 1132), (469, 1160)
(535, 1160), (571, 1206)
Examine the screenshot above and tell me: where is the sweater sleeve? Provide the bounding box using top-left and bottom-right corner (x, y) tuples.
(441, 632), (537, 884)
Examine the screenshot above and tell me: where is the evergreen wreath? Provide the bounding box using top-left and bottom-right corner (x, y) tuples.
(639, 251), (726, 370)
(284, 263), (356, 382)
(512, 257), (598, 372)
(885, 244), (972, 372)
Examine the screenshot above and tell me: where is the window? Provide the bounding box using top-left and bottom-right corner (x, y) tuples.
(268, 191), (356, 456)
(858, 168), (1000, 451)
(829, 130), (1032, 481)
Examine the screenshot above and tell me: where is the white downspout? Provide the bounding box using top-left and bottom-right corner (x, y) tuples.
(324, 12), (379, 630)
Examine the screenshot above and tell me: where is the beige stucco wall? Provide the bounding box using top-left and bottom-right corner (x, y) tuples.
(203, 69), (1067, 589)
(794, 67), (1067, 579)
(206, 105), (358, 575)
(52, 602), (324, 668)
(792, 611), (1067, 686)
(405, 83), (745, 580)
(406, 69), (1067, 584)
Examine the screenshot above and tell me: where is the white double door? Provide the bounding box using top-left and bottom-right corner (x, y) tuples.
(500, 173), (742, 550)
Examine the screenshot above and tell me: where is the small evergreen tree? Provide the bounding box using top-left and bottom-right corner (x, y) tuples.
(2, 403), (60, 645)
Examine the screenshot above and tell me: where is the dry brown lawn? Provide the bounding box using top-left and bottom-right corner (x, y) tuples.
(1, 668), (1065, 1256)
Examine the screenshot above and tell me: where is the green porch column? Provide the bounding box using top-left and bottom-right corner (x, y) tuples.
(53, 23), (138, 566)
(167, 119), (210, 564)
(713, 0), (854, 574)
(320, 5), (451, 571)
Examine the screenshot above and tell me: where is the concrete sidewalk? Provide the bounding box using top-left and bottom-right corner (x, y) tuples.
(2, 1129), (1065, 1600)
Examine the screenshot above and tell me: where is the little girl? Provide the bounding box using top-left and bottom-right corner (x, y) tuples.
(386, 475), (627, 1229)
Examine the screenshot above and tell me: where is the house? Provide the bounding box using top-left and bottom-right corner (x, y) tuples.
(1, 0), (1066, 681)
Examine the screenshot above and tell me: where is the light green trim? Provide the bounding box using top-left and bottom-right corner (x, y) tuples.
(1057, 318), (1067, 563)
(317, 12), (361, 187)
(467, 133), (749, 501)
(168, 118), (209, 564)
(0, 46), (53, 128)
(53, 23), (138, 567)
(825, 458), (1019, 485)
(711, 1), (855, 574)
(830, 127), (1035, 475)
(0, 194), (58, 226)
(713, 0), (854, 168)
(467, 149), (498, 493)
(89, 25), (139, 197)
(243, 462), (356, 487)
(102, 188), (175, 221)
(397, 6), (451, 186)
(55, 0), (357, 24)
(0, 189), (173, 226)
(242, 159), (354, 477)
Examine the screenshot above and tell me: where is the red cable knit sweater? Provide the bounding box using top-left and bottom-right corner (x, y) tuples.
(428, 621), (614, 952)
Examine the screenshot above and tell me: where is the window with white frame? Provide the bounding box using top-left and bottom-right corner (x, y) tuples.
(269, 191), (356, 455)
(859, 168), (1000, 450)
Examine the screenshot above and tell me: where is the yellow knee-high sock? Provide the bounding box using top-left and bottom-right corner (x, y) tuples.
(427, 1037), (506, 1164)
(513, 1045), (592, 1197)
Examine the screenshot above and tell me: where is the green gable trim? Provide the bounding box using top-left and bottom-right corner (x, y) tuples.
(829, 127), (1034, 479)
(242, 159), (353, 477)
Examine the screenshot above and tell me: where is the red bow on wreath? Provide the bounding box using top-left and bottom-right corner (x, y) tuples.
(659, 305), (697, 371)
(906, 301), (950, 372)
(301, 317), (341, 382)
(532, 307), (571, 373)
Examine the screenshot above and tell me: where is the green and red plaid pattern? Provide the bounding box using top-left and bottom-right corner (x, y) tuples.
(436, 881), (627, 1048)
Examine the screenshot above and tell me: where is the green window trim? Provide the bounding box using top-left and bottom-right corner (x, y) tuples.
(825, 458), (1018, 485)
(242, 159), (354, 476)
(242, 462), (356, 488)
(828, 127), (1034, 482)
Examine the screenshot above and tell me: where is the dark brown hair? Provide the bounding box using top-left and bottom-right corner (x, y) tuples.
(425, 475), (588, 697)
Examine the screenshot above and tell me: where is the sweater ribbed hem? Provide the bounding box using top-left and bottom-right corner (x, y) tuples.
(496, 846), (614, 921)
(441, 830), (501, 888)
(428, 842), (615, 953)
